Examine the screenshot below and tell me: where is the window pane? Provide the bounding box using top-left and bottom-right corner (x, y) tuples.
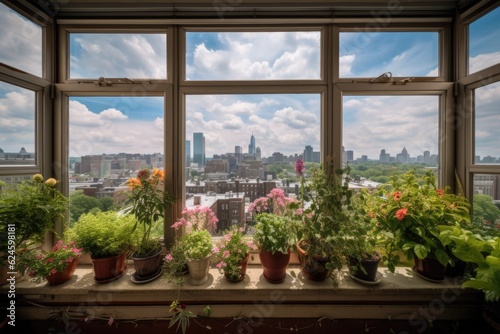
(0, 81), (36, 166)
(343, 95), (439, 183)
(0, 2), (42, 77)
(185, 94), (320, 233)
(469, 7), (500, 74)
(474, 81), (500, 164)
(68, 96), (164, 224)
(472, 174), (500, 237)
(186, 32), (321, 80)
(69, 33), (167, 79)
(339, 32), (439, 78)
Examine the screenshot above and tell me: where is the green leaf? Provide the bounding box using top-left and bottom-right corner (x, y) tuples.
(413, 244), (428, 259)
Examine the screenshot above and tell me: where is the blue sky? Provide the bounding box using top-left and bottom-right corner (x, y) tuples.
(0, 3), (499, 160)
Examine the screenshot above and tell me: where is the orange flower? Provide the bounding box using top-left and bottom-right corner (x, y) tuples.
(395, 208), (408, 221)
(152, 168), (164, 179)
(393, 191), (402, 201)
(437, 189), (444, 196)
(127, 177), (140, 189)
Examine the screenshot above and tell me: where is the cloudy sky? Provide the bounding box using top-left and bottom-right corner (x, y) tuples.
(0, 3), (499, 161)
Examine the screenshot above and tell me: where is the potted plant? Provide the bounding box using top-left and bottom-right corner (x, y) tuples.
(0, 174), (68, 250)
(295, 157), (353, 284)
(367, 169), (471, 281)
(171, 205), (218, 285)
(343, 190), (382, 283)
(125, 168), (175, 282)
(16, 238), (82, 285)
(213, 225), (258, 282)
(440, 225), (500, 329)
(253, 212), (298, 283)
(67, 211), (137, 283)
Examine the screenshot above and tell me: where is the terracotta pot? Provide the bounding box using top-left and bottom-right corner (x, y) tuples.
(296, 240), (331, 282)
(131, 247), (163, 279)
(91, 253), (127, 283)
(45, 257), (80, 285)
(348, 253), (381, 282)
(259, 249), (290, 284)
(186, 255), (212, 285)
(224, 253), (250, 282)
(413, 256), (446, 281)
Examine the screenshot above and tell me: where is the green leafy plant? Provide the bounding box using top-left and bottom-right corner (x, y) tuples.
(213, 225), (257, 280)
(295, 157), (354, 282)
(0, 174), (68, 250)
(67, 211), (137, 259)
(16, 239), (82, 283)
(366, 169), (471, 272)
(125, 168), (175, 257)
(253, 213), (298, 254)
(180, 230), (213, 261)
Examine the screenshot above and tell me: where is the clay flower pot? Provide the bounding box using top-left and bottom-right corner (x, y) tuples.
(259, 249), (290, 284)
(92, 253), (127, 283)
(45, 257), (80, 286)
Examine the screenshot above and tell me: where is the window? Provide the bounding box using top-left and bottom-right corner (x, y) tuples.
(339, 31), (439, 78)
(185, 31), (321, 80)
(0, 81), (36, 166)
(468, 6), (500, 75)
(472, 173), (500, 234)
(0, 2), (43, 77)
(68, 95), (165, 224)
(342, 95), (440, 180)
(473, 81), (500, 164)
(69, 33), (167, 79)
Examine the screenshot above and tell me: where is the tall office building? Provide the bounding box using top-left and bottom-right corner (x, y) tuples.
(304, 145), (313, 162)
(193, 132), (205, 167)
(186, 140), (191, 165)
(248, 134), (256, 156)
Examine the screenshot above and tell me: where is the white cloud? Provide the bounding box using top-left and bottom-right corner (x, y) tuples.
(339, 54), (355, 77)
(69, 100), (164, 156)
(469, 51), (500, 74)
(0, 4), (42, 76)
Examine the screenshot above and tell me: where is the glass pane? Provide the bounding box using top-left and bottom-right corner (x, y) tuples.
(0, 2), (42, 77)
(339, 32), (439, 78)
(343, 95), (439, 183)
(474, 81), (500, 164)
(469, 7), (500, 74)
(186, 32), (321, 80)
(186, 94), (321, 234)
(68, 96), (164, 225)
(0, 81), (36, 166)
(69, 33), (167, 79)
(472, 174), (500, 237)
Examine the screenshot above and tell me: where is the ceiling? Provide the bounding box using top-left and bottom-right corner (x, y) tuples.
(20, 0), (483, 19)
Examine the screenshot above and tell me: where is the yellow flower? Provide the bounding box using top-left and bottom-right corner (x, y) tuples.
(33, 174), (44, 182)
(45, 178), (58, 187)
(127, 177), (140, 189)
(152, 168), (164, 179)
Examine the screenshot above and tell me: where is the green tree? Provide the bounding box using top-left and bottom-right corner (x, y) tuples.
(98, 196), (115, 212)
(473, 194), (500, 225)
(69, 190), (101, 224)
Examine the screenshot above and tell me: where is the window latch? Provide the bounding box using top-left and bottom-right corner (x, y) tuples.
(95, 77), (112, 87)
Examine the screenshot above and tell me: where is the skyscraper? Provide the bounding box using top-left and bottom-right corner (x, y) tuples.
(185, 140), (191, 165)
(193, 133), (205, 167)
(304, 145), (313, 162)
(248, 134), (256, 156)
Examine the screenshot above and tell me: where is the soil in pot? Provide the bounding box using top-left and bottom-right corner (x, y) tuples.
(259, 249), (290, 284)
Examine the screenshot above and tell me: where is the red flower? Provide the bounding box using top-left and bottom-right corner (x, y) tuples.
(393, 191), (402, 201)
(395, 208), (408, 221)
(437, 189), (444, 196)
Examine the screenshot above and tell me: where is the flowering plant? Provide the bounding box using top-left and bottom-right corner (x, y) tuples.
(126, 168), (175, 256)
(213, 225), (257, 280)
(171, 205), (218, 234)
(248, 188), (301, 219)
(366, 169), (471, 272)
(17, 239), (82, 283)
(0, 174), (68, 249)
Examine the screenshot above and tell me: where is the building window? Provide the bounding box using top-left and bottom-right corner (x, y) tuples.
(339, 31), (440, 78)
(0, 81), (36, 167)
(473, 81), (500, 164)
(468, 6), (500, 75)
(185, 31), (321, 80)
(69, 33), (167, 79)
(0, 2), (43, 78)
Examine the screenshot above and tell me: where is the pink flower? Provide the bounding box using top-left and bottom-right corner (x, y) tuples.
(396, 208), (408, 221)
(212, 246), (219, 254)
(222, 250), (230, 258)
(294, 159), (305, 176)
(66, 256), (74, 263)
(165, 254), (174, 262)
(51, 269), (57, 274)
(216, 261), (226, 268)
(108, 316), (114, 326)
